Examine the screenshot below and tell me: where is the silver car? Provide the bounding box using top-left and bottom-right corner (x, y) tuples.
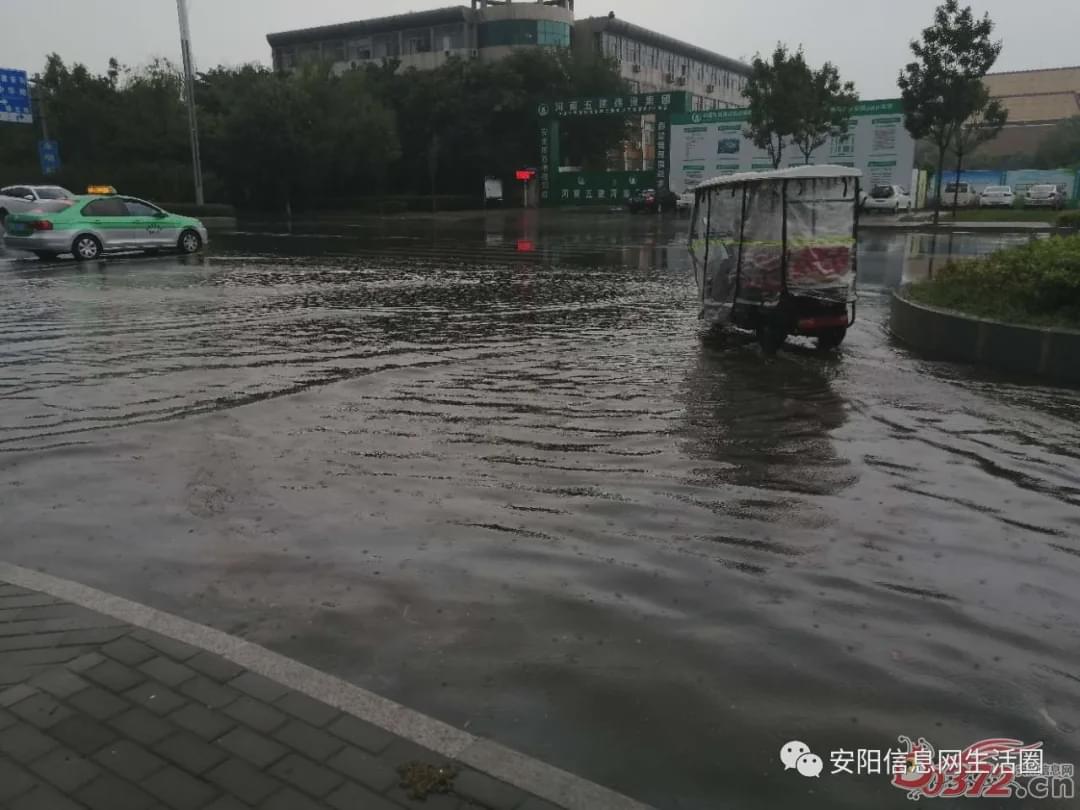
(1023, 184), (1066, 210)
(0, 185), (75, 224)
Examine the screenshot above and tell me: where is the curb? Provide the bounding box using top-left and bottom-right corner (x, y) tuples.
(889, 289), (1080, 385)
(0, 561), (654, 810)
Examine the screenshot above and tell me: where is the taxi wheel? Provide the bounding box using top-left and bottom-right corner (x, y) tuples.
(178, 230), (202, 254)
(0, 209), (8, 226)
(73, 235), (102, 262)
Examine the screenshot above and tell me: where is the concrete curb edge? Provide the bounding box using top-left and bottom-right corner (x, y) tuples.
(0, 560), (654, 810)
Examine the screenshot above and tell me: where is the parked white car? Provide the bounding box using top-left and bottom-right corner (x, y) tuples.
(863, 185), (912, 213)
(677, 191), (694, 214)
(1023, 184), (1066, 210)
(940, 182), (978, 208)
(978, 186), (1015, 208)
(0, 185), (75, 225)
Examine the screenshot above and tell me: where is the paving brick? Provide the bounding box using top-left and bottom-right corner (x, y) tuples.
(380, 737), (447, 770)
(203, 798), (252, 810)
(180, 676), (239, 709)
(132, 631), (200, 662)
(0, 594), (59, 609)
(10, 784), (86, 810)
(273, 691), (339, 728)
(0, 618), (94, 638)
(274, 719), (344, 762)
(0, 721), (60, 762)
(0, 647), (91, 671)
(327, 714), (394, 754)
(224, 696), (287, 733)
(170, 703), (236, 741)
(386, 787), (461, 810)
(111, 707), (174, 745)
(186, 651), (245, 683)
(139, 657), (197, 688)
(50, 714), (117, 756)
(0, 683), (38, 707)
(101, 636), (158, 666)
(124, 681), (187, 716)
(217, 726), (288, 768)
(0, 708), (15, 730)
(259, 788), (325, 810)
(0, 633), (62, 653)
(206, 758), (281, 806)
(95, 739), (167, 781)
(66, 652), (106, 672)
(227, 672), (288, 703)
(0, 756), (38, 802)
(9, 690), (74, 729)
(453, 769), (527, 810)
(327, 781), (405, 810)
(143, 765), (219, 810)
(68, 685), (131, 720)
(154, 731), (230, 775)
(84, 658), (145, 692)
(59, 626), (129, 646)
(78, 773), (157, 810)
(0, 585), (30, 597)
(327, 745), (399, 792)
(30, 746), (102, 791)
(518, 799), (562, 810)
(28, 667), (90, 698)
(270, 752), (344, 797)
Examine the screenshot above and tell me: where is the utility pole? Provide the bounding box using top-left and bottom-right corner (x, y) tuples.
(176, 0), (205, 205)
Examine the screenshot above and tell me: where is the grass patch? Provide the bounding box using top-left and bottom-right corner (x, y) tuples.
(908, 234), (1080, 329)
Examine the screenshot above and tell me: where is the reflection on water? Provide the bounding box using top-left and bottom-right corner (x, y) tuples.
(0, 215), (1078, 810)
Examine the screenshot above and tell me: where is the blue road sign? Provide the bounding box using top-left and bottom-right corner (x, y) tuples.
(0, 68), (33, 124)
(38, 140), (60, 176)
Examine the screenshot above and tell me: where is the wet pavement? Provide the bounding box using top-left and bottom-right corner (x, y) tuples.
(1, 212), (1078, 809)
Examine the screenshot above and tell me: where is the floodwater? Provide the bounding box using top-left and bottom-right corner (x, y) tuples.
(1, 213), (1077, 810)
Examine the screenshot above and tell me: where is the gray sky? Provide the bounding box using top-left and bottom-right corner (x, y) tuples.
(1, 0), (1075, 98)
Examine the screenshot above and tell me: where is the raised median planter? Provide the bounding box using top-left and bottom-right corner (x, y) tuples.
(890, 288), (1080, 384)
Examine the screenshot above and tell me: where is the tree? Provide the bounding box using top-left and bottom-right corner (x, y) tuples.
(947, 82), (1007, 214)
(898, 0), (1003, 224)
(1035, 117), (1080, 169)
(743, 45), (809, 169)
(791, 62), (859, 165)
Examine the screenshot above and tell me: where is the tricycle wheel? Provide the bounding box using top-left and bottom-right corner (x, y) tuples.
(756, 320), (788, 355)
(816, 327), (847, 351)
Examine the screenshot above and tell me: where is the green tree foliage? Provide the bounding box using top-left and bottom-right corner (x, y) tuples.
(946, 82), (1007, 212)
(898, 0), (1003, 224)
(1035, 117), (1080, 170)
(0, 48), (628, 210)
(791, 62), (859, 165)
(743, 45), (857, 169)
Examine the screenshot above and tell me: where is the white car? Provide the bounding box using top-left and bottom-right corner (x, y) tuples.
(677, 191), (694, 214)
(1023, 184), (1066, 210)
(0, 185), (75, 225)
(978, 186), (1015, 208)
(940, 182), (977, 208)
(863, 185), (912, 213)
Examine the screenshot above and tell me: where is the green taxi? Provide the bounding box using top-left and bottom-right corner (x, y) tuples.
(2, 187), (208, 261)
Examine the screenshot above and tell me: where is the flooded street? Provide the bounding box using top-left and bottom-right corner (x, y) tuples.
(1, 213), (1078, 809)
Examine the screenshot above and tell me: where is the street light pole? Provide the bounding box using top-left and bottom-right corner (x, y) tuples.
(176, 0), (205, 205)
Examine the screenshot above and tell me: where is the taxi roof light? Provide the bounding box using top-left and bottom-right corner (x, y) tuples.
(87, 185), (117, 195)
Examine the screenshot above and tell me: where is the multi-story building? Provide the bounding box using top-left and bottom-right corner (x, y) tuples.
(268, 1), (576, 74)
(978, 66), (1080, 159)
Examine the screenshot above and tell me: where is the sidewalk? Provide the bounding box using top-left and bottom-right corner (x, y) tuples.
(0, 568), (647, 810)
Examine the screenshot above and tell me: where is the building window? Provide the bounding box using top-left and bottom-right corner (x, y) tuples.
(372, 34), (400, 59)
(403, 28), (432, 54)
(538, 20), (571, 47)
(479, 20), (570, 49)
(275, 48), (296, 69)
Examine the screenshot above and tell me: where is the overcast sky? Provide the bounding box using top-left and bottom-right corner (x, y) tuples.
(2, 0), (1075, 98)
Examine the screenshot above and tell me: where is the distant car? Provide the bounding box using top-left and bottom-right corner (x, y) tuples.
(3, 188), (208, 261)
(677, 191), (695, 214)
(863, 185), (912, 214)
(940, 182), (977, 208)
(978, 185), (1015, 208)
(0, 185), (75, 224)
(1023, 184), (1066, 210)
(627, 188), (678, 214)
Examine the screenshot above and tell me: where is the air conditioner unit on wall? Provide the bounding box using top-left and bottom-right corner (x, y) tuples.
(706, 84), (715, 93)
(676, 77), (687, 86)
(665, 73), (675, 83)
(631, 64), (641, 73)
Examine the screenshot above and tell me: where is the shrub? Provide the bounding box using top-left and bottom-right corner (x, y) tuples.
(908, 234), (1080, 327)
(1058, 210), (1080, 230)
